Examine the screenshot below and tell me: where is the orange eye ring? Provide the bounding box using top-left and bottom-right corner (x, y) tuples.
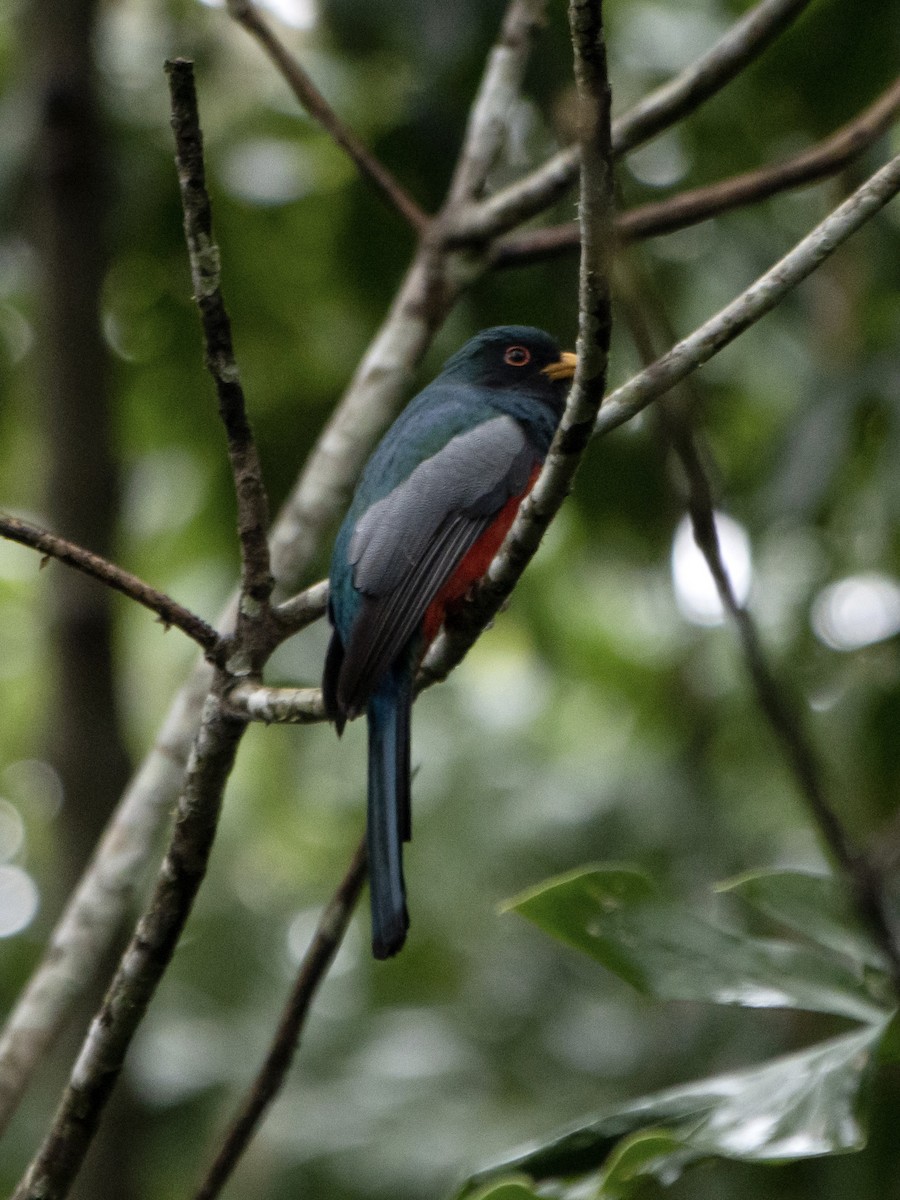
(504, 345), (531, 367)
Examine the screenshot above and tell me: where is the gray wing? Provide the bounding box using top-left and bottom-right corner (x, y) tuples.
(337, 415), (533, 714)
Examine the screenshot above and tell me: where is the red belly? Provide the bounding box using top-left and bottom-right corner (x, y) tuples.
(420, 464), (540, 648)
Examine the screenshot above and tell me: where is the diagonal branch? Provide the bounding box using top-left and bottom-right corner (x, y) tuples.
(445, 0), (549, 207)
(272, 578), (329, 636)
(448, 0), (815, 243)
(422, 151), (900, 686)
(192, 838), (368, 1200)
(493, 75), (900, 265)
(617, 264), (900, 990)
(612, 0), (814, 156)
(226, 0), (427, 232)
(595, 152), (900, 437)
(681, 420), (900, 990)
(166, 58), (273, 617)
(0, 513), (221, 657)
(12, 696), (247, 1200)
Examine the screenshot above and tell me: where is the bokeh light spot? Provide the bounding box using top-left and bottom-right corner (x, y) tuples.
(0, 865), (39, 937)
(0, 799), (25, 861)
(671, 512), (752, 626)
(812, 573), (900, 651)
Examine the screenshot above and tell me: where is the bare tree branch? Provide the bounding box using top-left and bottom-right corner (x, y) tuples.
(225, 0), (427, 232)
(423, 0), (615, 690)
(445, 0), (549, 207)
(616, 260), (900, 990)
(0, 0), (551, 1147)
(681, 424), (900, 991)
(192, 839), (368, 1200)
(613, 0), (815, 155)
(493, 75), (900, 265)
(272, 578), (329, 635)
(447, 0), (815, 244)
(166, 58), (273, 621)
(595, 152), (900, 437)
(0, 513), (221, 657)
(12, 696), (246, 1200)
(224, 680), (325, 724)
(0, 659), (214, 1135)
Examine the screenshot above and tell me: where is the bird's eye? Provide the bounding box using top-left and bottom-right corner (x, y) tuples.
(504, 345), (531, 367)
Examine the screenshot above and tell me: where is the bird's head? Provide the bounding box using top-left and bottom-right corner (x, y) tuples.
(438, 326), (577, 414)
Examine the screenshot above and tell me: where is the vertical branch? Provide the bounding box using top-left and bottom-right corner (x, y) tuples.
(421, 0), (615, 686)
(165, 59), (273, 616)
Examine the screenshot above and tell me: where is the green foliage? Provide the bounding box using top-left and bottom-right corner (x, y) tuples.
(454, 867), (895, 1197)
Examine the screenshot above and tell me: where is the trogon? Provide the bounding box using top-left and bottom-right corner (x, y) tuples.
(323, 326), (576, 959)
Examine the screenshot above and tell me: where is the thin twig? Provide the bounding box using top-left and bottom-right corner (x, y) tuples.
(225, 0), (427, 232)
(0, 514), (221, 658)
(684, 434), (900, 990)
(192, 839), (368, 1200)
(594, 152), (900, 438)
(12, 696), (246, 1200)
(493, 76), (900, 265)
(447, 0), (815, 243)
(617, 259), (900, 990)
(166, 59), (274, 617)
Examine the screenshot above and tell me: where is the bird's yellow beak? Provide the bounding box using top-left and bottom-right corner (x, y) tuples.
(542, 351), (577, 381)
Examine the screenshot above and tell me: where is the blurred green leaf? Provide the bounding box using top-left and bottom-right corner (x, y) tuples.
(596, 1129), (686, 1197)
(508, 867), (888, 1022)
(462, 1024), (886, 1197)
(718, 868), (886, 971)
(463, 1176), (544, 1200)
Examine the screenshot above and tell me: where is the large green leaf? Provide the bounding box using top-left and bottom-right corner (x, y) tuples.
(459, 1024), (885, 1198)
(507, 867), (887, 1023)
(718, 868), (886, 971)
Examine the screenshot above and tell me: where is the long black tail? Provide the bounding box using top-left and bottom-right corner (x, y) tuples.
(366, 674), (412, 958)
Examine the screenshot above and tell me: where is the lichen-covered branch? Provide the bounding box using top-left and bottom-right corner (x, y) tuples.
(166, 58), (273, 618)
(445, 0), (549, 207)
(423, 0), (615, 688)
(12, 695), (246, 1200)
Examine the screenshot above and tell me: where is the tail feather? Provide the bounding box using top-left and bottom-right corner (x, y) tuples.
(366, 676), (412, 959)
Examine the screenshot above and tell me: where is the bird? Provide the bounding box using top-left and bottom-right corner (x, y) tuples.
(323, 326), (577, 959)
